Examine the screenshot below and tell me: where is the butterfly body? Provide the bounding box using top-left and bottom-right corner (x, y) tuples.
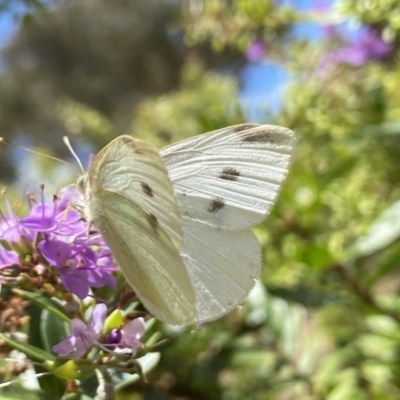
(80, 124), (295, 325)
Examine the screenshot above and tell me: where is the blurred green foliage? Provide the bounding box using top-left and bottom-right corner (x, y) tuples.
(2, 0), (400, 399)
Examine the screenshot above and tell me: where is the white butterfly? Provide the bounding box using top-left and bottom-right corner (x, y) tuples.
(79, 124), (295, 325)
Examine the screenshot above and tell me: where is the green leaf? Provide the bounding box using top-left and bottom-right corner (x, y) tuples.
(80, 354), (160, 398)
(0, 390), (42, 400)
(12, 289), (70, 323)
(53, 360), (95, 380)
(326, 368), (367, 400)
(0, 238), (13, 251)
(79, 372), (99, 399)
(94, 368), (114, 400)
(0, 333), (55, 363)
(112, 353), (161, 391)
(267, 285), (340, 308)
(40, 309), (70, 353)
(363, 120), (400, 136)
(26, 304), (66, 397)
(103, 309), (123, 334)
(347, 200), (400, 258)
(296, 243), (333, 270)
(364, 244), (400, 285)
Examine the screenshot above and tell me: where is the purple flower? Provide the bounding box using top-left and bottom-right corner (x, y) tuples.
(0, 185), (116, 298)
(321, 27), (391, 69)
(38, 239), (93, 298)
(0, 195), (27, 265)
(246, 39), (266, 63)
(104, 318), (145, 355)
(119, 318), (145, 353)
(0, 220), (20, 265)
(53, 305), (146, 358)
(321, 24), (339, 39)
(53, 304), (107, 357)
(312, 0), (328, 12)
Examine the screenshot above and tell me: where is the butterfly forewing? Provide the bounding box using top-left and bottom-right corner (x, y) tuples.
(92, 191), (196, 324)
(160, 124), (295, 231)
(89, 135), (184, 250)
(83, 135), (196, 324)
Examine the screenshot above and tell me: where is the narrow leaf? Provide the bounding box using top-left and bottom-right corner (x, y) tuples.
(112, 352), (161, 390)
(347, 200), (400, 258)
(12, 289), (70, 322)
(364, 120), (400, 136)
(40, 309), (70, 353)
(0, 333), (55, 363)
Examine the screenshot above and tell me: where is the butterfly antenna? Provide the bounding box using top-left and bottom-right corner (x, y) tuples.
(63, 136), (85, 174)
(0, 137), (70, 167)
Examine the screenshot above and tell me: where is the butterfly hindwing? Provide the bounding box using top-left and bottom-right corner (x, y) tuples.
(180, 215), (261, 323)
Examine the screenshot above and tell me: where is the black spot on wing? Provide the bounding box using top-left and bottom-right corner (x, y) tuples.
(207, 197), (225, 213)
(141, 181), (153, 197)
(120, 136), (140, 152)
(120, 136), (134, 146)
(231, 124), (259, 133)
(119, 136), (147, 154)
(219, 167), (240, 181)
(241, 130), (278, 143)
(239, 126), (293, 144)
(146, 213), (158, 230)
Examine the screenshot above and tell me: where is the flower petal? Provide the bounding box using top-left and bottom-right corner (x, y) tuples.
(88, 303), (107, 335)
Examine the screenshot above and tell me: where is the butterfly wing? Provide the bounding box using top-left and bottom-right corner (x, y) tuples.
(160, 124), (295, 322)
(89, 135), (183, 250)
(180, 217), (261, 322)
(161, 124), (295, 230)
(84, 135), (196, 325)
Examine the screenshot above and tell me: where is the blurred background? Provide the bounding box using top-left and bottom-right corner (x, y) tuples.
(2, 0), (400, 399)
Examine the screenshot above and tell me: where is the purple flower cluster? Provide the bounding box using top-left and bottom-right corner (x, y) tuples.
(53, 304), (145, 357)
(246, 39), (266, 63)
(321, 28), (391, 68)
(0, 185), (116, 298)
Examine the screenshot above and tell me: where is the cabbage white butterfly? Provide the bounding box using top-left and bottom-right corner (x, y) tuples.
(78, 124), (295, 325)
